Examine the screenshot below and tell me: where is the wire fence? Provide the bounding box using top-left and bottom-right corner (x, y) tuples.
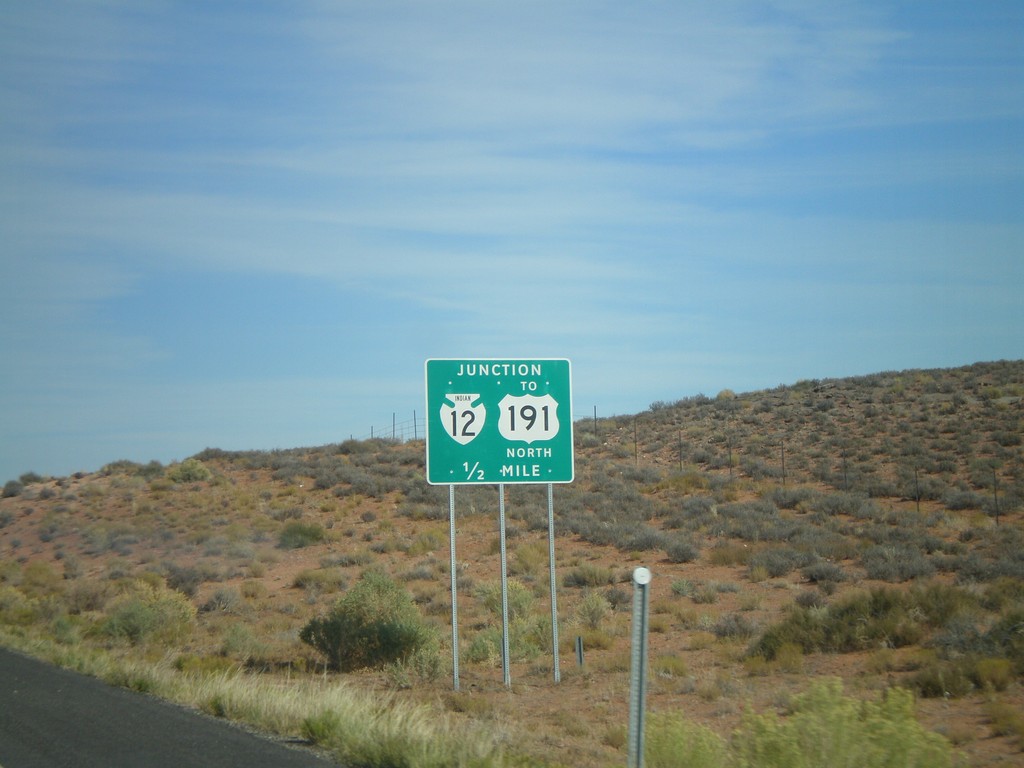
(356, 408), (608, 444)
(353, 413), (423, 443)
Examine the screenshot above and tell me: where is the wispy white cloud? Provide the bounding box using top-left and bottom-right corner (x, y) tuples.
(0, 1), (1020, 480)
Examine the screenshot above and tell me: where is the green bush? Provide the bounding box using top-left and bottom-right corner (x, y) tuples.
(167, 458), (212, 483)
(575, 590), (611, 630)
(748, 546), (811, 578)
(907, 658), (974, 699)
(731, 679), (953, 768)
(645, 712), (727, 768)
(278, 521), (326, 549)
(462, 622), (542, 665)
(983, 608), (1024, 670)
(862, 544), (935, 582)
(643, 680), (953, 768)
(100, 580), (196, 645)
(0, 585), (41, 625)
(563, 563), (616, 588)
(749, 587), (924, 660)
(299, 570), (436, 672)
(665, 537), (700, 563)
(475, 578), (534, 622)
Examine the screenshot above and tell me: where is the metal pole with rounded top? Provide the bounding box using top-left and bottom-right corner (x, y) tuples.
(627, 566), (652, 768)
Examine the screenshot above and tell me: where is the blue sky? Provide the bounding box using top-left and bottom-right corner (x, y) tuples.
(1, 1), (1021, 481)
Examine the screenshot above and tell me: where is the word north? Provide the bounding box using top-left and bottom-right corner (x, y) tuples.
(507, 447), (553, 458)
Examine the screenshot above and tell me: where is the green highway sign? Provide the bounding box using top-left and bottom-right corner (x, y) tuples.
(425, 359), (574, 485)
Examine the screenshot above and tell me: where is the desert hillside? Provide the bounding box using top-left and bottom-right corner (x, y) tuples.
(1, 359), (1022, 767)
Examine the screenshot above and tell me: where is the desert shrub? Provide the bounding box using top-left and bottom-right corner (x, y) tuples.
(789, 526), (859, 561)
(200, 588), (243, 614)
(750, 587), (924, 660)
(823, 587), (923, 651)
(36, 514), (65, 544)
(670, 579), (695, 598)
(982, 608), (1024, 671)
(278, 521), (326, 549)
(475, 578), (534, 622)
(645, 712), (727, 768)
(862, 545), (935, 582)
(795, 590), (827, 609)
(323, 550), (374, 568)
(464, 624), (542, 665)
(643, 680), (953, 767)
(0, 585), (40, 625)
(707, 542), (752, 566)
(622, 463), (663, 484)
(972, 657), (1015, 692)
(740, 456), (779, 480)
(907, 658), (974, 698)
(986, 698), (1024, 741)
(650, 654), (689, 678)
(330, 464), (384, 498)
(909, 581), (977, 626)
(732, 679), (954, 768)
(769, 486), (818, 510)
(801, 560), (847, 584)
(604, 586), (630, 611)
(718, 499), (784, 541)
(293, 568), (347, 593)
(773, 641), (805, 673)
(620, 525), (666, 552)
(221, 623), (267, 661)
(682, 494), (717, 518)
(810, 491), (868, 517)
(20, 560), (62, 599)
(163, 564), (206, 597)
(713, 613), (757, 640)
(270, 506), (303, 521)
(507, 541), (546, 577)
(65, 579), (112, 614)
(692, 585), (719, 604)
(299, 570), (436, 672)
(100, 580), (196, 645)
(407, 529), (445, 557)
(981, 576), (1024, 611)
(575, 590), (611, 630)
(563, 563), (616, 588)
(271, 459), (305, 484)
(2, 480), (23, 498)
(167, 458), (212, 483)
(747, 546), (811, 578)
(665, 537), (700, 563)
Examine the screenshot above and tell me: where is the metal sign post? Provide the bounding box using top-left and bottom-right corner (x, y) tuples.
(448, 484), (459, 691)
(547, 482), (560, 683)
(498, 484), (511, 687)
(627, 567), (652, 768)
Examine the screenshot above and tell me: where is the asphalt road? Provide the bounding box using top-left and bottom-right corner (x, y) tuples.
(0, 647), (340, 768)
